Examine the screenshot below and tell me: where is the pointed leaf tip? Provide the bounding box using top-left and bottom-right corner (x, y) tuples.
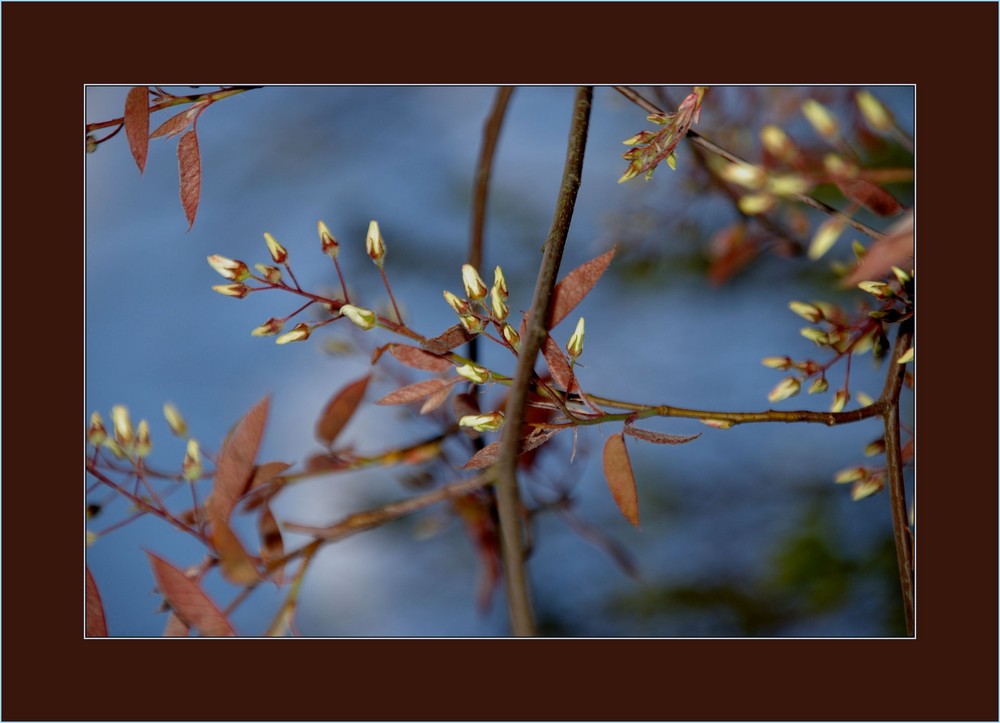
(316, 375), (371, 446)
(603, 433), (640, 527)
(548, 247), (616, 330)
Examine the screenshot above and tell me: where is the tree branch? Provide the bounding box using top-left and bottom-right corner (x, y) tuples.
(493, 86), (593, 636)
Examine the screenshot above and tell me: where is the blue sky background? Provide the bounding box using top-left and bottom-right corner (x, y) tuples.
(85, 86), (914, 636)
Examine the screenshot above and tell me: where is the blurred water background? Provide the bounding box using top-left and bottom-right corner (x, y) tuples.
(85, 86), (914, 636)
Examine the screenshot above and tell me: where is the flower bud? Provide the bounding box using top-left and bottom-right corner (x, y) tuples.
(737, 192), (776, 215)
(366, 220), (386, 268)
(318, 220), (340, 259)
(275, 322), (312, 344)
(834, 466), (866, 484)
(864, 437), (886, 457)
(134, 420), (152, 458)
(461, 264), (488, 301)
(767, 377), (801, 403)
(858, 281), (893, 299)
(767, 174), (811, 197)
(789, 301), (823, 323)
(502, 323), (521, 351)
(87, 411), (108, 446)
(212, 283), (250, 299)
(567, 317), (585, 359)
(721, 162), (766, 190)
(808, 218), (845, 260)
(162, 403), (188, 437)
(891, 266), (912, 285)
(490, 286), (509, 321)
(760, 124), (799, 163)
(254, 263), (283, 284)
(182, 439), (203, 482)
(263, 232), (288, 264)
(341, 304), (377, 331)
(856, 90), (894, 132)
(896, 347), (914, 365)
(851, 475), (884, 501)
(111, 405), (134, 447)
(761, 356), (792, 370)
(807, 377), (829, 394)
(456, 364), (490, 384)
(102, 438), (127, 459)
(443, 290), (471, 315)
(856, 391), (875, 407)
(801, 99), (840, 141)
(459, 314), (483, 334)
(251, 318), (285, 337)
(459, 411), (505, 432)
(207, 255), (251, 281)
(493, 266), (508, 299)
(830, 388), (850, 413)
(700, 418), (735, 430)
(800, 327), (830, 346)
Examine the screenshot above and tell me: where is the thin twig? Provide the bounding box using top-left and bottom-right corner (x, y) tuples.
(613, 86), (885, 240)
(493, 87), (593, 636)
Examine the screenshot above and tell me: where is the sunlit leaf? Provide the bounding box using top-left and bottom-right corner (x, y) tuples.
(603, 433), (640, 527)
(548, 247), (616, 329)
(316, 375), (370, 446)
(124, 86), (149, 173)
(85, 566), (108, 637)
(146, 551), (236, 636)
(177, 130), (201, 229)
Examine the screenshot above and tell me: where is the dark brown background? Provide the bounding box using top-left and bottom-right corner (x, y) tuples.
(3, 2), (997, 721)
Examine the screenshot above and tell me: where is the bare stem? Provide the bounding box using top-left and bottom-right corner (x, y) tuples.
(494, 87), (593, 636)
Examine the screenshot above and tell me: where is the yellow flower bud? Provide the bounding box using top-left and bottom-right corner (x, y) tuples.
(502, 323), (521, 351)
(490, 286), (509, 321)
(254, 263), (283, 284)
(162, 403), (188, 437)
(87, 411), (108, 446)
(341, 304), (377, 331)
(111, 405), (134, 447)
(251, 318), (285, 337)
(263, 232), (288, 264)
(134, 420), (152, 458)
(802, 99), (840, 141)
(275, 322), (312, 344)
(366, 220), (386, 268)
(182, 439), (203, 482)
(461, 264), (488, 301)
(456, 364), (490, 384)
(767, 377), (801, 403)
(808, 218), (845, 260)
(318, 220), (340, 259)
(443, 290), (471, 315)
(830, 389), (850, 413)
(567, 317), (585, 359)
(856, 90), (894, 132)
(207, 255), (251, 281)
(212, 283), (250, 299)
(458, 411), (505, 432)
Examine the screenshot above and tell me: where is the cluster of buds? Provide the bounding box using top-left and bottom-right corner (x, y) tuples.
(442, 264), (519, 348)
(834, 465), (886, 501)
(87, 403), (204, 480)
(618, 87), (706, 183)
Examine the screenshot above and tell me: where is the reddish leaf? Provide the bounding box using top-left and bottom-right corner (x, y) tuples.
(316, 375), (371, 446)
(389, 344), (453, 373)
(163, 613), (190, 637)
(548, 247), (616, 329)
(146, 552), (236, 636)
(212, 520), (262, 585)
(249, 461), (292, 491)
(835, 177), (902, 217)
(603, 433), (640, 527)
(462, 428), (559, 470)
(541, 335), (580, 392)
(376, 378), (455, 406)
(259, 503), (285, 585)
(423, 324), (474, 354)
(150, 100), (208, 139)
(124, 86), (149, 173)
(841, 211), (914, 286)
(624, 425), (701, 445)
(420, 383), (454, 414)
(177, 130), (201, 229)
(212, 396), (270, 517)
(85, 566), (108, 637)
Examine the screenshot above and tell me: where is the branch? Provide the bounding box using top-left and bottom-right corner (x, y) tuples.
(613, 86), (885, 241)
(493, 86), (593, 636)
(85, 86), (261, 133)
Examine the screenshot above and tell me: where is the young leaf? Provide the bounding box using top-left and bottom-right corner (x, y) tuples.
(548, 247), (616, 329)
(461, 427), (558, 470)
(150, 100), (208, 139)
(258, 503), (285, 585)
(212, 396), (270, 517)
(146, 551), (236, 636)
(834, 177), (902, 217)
(211, 520), (262, 585)
(163, 612), (190, 637)
(376, 378), (456, 406)
(124, 86), (149, 173)
(177, 130), (201, 229)
(541, 335), (580, 392)
(85, 566), (108, 637)
(841, 211), (913, 286)
(316, 375), (371, 446)
(603, 433), (640, 528)
(423, 324), (475, 354)
(389, 344), (453, 372)
(623, 425), (701, 445)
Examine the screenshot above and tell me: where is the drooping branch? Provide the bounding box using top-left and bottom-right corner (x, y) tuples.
(493, 86), (593, 636)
